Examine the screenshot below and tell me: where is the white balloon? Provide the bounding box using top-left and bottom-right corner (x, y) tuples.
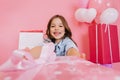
(100, 8), (119, 24)
(75, 8), (86, 22)
(75, 8), (97, 23)
(86, 8), (97, 23)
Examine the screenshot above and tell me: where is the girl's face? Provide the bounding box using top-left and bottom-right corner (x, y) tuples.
(50, 18), (65, 43)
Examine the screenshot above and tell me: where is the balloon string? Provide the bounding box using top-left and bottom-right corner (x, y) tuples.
(96, 24), (98, 64)
(105, 24), (108, 32)
(108, 25), (113, 64)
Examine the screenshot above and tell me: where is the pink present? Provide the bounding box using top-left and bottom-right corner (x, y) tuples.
(89, 24), (120, 64)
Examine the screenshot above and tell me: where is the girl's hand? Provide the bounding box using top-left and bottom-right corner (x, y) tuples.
(22, 46), (42, 59)
(66, 48), (86, 59)
(29, 46), (42, 59)
(23, 47), (30, 52)
(80, 53), (86, 60)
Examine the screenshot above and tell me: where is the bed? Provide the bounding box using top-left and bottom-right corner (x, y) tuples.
(0, 56), (120, 80)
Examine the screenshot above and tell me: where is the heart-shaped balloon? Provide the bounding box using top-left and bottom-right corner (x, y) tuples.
(75, 8), (97, 23)
(100, 8), (119, 24)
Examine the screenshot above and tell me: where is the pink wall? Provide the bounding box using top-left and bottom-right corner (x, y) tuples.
(0, 0), (120, 64)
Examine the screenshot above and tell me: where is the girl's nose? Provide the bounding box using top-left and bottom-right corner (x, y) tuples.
(55, 26), (59, 30)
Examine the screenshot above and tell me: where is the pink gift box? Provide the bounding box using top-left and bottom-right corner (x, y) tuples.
(89, 24), (120, 64)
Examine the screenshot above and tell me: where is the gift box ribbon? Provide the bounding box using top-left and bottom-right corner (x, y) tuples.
(96, 24), (113, 64)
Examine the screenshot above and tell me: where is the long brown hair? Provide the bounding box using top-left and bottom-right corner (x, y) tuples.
(46, 14), (77, 45)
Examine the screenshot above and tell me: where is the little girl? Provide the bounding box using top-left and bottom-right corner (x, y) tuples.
(24, 14), (85, 58)
(46, 14), (85, 58)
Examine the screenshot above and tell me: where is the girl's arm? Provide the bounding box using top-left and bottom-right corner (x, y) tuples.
(66, 48), (86, 59)
(29, 46), (42, 59)
(23, 46), (42, 59)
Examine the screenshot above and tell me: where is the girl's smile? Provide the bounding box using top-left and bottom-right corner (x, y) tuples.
(53, 32), (62, 36)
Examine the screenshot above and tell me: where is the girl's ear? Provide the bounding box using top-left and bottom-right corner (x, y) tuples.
(29, 46), (42, 59)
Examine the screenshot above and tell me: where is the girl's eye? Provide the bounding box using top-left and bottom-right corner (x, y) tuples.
(51, 26), (55, 27)
(59, 26), (63, 27)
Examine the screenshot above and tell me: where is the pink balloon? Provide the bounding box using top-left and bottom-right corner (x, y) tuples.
(88, 0), (113, 23)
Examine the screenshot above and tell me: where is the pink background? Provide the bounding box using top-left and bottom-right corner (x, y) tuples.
(0, 0), (120, 64)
